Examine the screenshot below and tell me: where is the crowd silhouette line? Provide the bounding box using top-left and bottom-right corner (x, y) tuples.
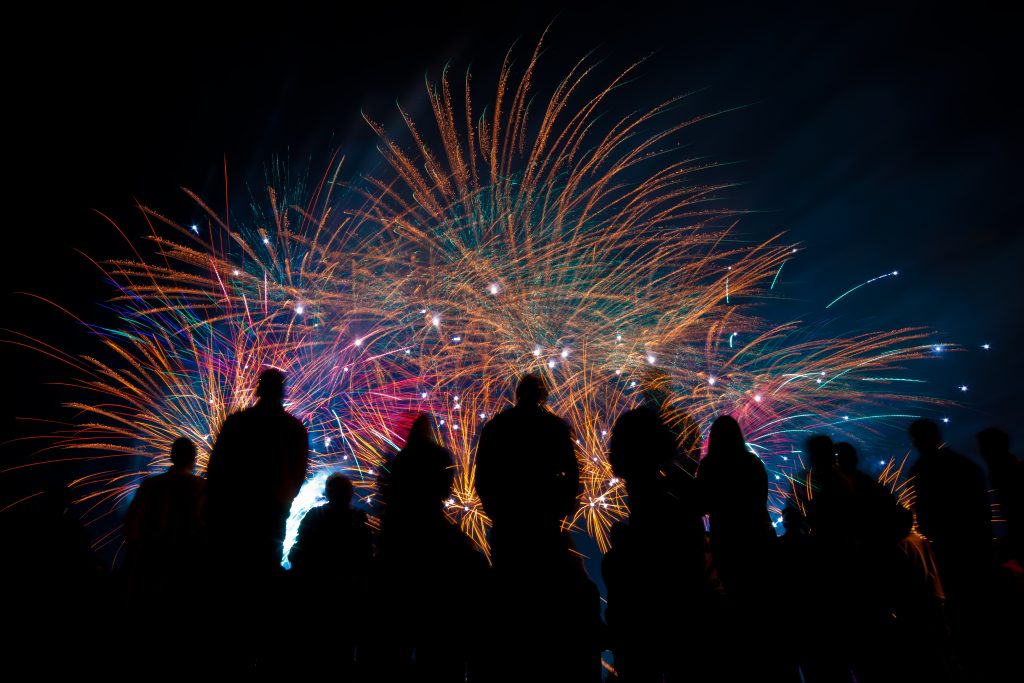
(2, 370), (1021, 681)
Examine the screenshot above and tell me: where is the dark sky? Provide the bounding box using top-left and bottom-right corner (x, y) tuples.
(4, 2), (1021, 490)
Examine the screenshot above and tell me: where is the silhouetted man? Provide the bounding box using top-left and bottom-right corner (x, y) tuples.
(205, 368), (309, 572)
(475, 374), (599, 683)
(476, 373), (579, 559)
(203, 368), (308, 673)
(836, 441), (899, 543)
(909, 419), (991, 591)
(123, 437), (205, 597)
(909, 418), (992, 680)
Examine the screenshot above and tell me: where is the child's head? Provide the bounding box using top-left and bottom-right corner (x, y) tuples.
(325, 473), (354, 507)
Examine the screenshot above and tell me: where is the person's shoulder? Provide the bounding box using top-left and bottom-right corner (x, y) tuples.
(943, 447), (981, 471)
(426, 440), (454, 462)
(479, 408), (516, 436)
(540, 406), (571, 430)
(300, 505), (328, 526)
(135, 473), (160, 494)
(219, 407), (255, 429)
(747, 450), (767, 472)
(485, 407), (516, 425)
(696, 452), (721, 477)
(350, 509), (369, 527)
(285, 411), (307, 432)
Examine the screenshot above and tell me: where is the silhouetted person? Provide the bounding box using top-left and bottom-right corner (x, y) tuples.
(884, 505), (955, 682)
(776, 504), (815, 681)
(288, 473), (371, 680)
(697, 415), (784, 681)
(203, 368), (309, 672)
(475, 374), (599, 683)
(835, 441), (934, 682)
(639, 368), (702, 477)
(372, 414), (487, 682)
(205, 368), (309, 573)
(909, 419), (991, 589)
(798, 434), (857, 682)
(123, 437), (205, 598)
(977, 427), (1023, 564)
(476, 374), (579, 553)
(801, 434), (855, 542)
(909, 419), (992, 680)
(698, 415), (774, 596)
(605, 405), (714, 682)
(289, 473), (371, 578)
(975, 429), (1024, 683)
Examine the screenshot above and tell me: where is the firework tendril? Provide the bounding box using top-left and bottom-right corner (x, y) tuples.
(6, 35), (949, 560)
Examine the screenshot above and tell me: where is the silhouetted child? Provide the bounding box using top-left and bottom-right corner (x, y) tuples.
(288, 473), (371, 680)
(289, 473), (371, 578)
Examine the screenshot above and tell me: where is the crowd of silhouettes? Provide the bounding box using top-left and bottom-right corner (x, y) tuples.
(2, 369), (1021, 681)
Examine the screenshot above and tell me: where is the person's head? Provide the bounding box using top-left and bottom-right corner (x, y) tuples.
(170, 437), (197, 470)
(976, 427), (1010, 463)
(835, 442), (858, 475)
(805, 435), (836, 471)
(782, 505), (809, 536)
(404, 413), (435, 449)
(325, 473), (354, 507)
(908, 419), (942, 453)
(256, 368), (286, 404)
(516, 373), (549, 407)
(707, 415), (746, 459)
(609, 406), (676, 482)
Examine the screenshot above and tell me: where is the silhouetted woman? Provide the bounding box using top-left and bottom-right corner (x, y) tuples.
(605, 405), (714, 682)
(698, 415), (787, 681)
(698, 415), (774, 595)
(372, 414), (487, 683)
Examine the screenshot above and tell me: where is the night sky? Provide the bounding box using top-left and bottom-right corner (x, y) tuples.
(4, 3), (1021, 508)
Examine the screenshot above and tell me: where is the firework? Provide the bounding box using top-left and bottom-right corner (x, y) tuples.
(6, 35), (949, 559)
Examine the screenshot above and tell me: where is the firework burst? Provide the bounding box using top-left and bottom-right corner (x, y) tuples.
(6, 35), (949, 558)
